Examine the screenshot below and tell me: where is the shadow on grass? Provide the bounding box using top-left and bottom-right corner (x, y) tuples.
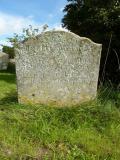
(0, 91), (18, 105)
(0, 71), (16, 84)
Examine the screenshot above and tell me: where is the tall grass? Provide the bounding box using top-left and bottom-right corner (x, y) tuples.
(0, 71), (120, 160)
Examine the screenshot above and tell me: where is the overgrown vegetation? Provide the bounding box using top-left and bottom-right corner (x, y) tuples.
(0, 71), (120, 159)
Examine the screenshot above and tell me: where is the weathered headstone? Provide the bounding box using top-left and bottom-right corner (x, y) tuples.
(0, 51), (9, 70)
(15, 31), (102, 106)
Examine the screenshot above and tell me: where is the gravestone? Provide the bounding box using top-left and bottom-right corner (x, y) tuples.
(15, 31), (102, 106)
(0, 51), (9, 70)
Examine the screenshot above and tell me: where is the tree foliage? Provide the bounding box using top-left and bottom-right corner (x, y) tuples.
(8, 25), (40, 48)
(62, 0), (120, 85)
(2, 46), (15, 59)
(2, 25), (48, 58)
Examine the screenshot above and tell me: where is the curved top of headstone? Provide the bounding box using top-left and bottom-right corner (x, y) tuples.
(0, 51), (8, 58)
(20, 30), (101, 47)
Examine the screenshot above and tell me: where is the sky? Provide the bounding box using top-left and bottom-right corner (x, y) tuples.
(0, 0), (67, 48)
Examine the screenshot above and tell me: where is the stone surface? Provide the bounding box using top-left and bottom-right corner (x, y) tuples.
(0, 51), (9, 70)
(15, 31), (102, 106)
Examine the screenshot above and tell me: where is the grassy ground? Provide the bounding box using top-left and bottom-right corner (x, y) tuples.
(0, 71), (120, 160)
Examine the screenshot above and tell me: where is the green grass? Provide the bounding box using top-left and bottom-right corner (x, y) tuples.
(0, 71), (120, 160)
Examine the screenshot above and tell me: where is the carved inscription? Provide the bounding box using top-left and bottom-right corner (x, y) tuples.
(15, 31), (102, 106)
